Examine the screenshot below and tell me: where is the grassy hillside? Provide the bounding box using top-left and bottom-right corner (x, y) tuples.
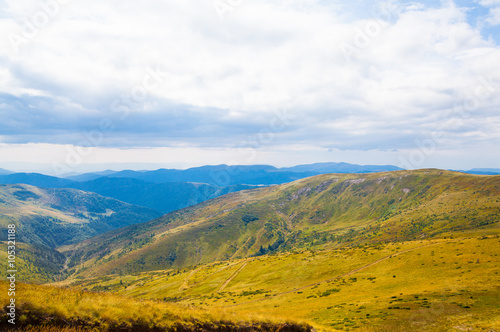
(0, 184), (162, 248)
(0, 282), (312, 331)
(64, 236), (500, 331)
(0, 184), (162, 282)
(63, 170), (500, 277)
(0, 242), (66, 283)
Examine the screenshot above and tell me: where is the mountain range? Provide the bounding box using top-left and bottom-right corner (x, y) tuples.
(0, 163), (406, 214)
(0, 167), (499, 330)
(62, 169), (500, 277)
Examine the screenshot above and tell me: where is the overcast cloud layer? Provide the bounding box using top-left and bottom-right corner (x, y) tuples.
(0, 0), (499, 173)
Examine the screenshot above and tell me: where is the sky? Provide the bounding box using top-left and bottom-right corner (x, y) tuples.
(0, 0), (499, 175)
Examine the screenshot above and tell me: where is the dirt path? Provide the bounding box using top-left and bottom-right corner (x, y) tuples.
(179, 268), (199, 291)
(216, 261), (249, 293)
(222, 242), (440, 307)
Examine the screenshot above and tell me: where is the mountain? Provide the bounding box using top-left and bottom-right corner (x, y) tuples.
(0, 184), (162, 282)
(7, 169), (499, 331)
(64, 170), (118, 182)
(0, 184), (162, 248)
(63, 169), (500, 278)
(0, 172), (255, 214)
(0, 168), (13, 175)
(281, 162), (403, 173)
(463, 168), (500, 175)
(69, 177), (255, 214)
(78, 163), (403, 186)
(0, 173), (75, 188)
(105, 165), (315, 185)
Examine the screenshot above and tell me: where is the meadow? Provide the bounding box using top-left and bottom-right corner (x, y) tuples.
(62, 236), (500, 331)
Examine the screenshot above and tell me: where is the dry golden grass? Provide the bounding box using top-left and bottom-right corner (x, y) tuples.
(0, 282), (313, 331)
(66, 236), (500, 331)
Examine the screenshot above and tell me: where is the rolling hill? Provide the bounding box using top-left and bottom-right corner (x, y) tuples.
(62, 169), (500, 278)
(64, 236), (500, 331)
(0, 184), (162, 282)
(52, 169), (500, 331)
(0, 184), (162, 248)
(0, 281), (312, 331)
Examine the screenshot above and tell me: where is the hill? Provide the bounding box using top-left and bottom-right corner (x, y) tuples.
(461, 168), (500, 175)
(0, 282), (312, 331)
(0, 184), (162, 282)
(62, 169), (500, 278)
(64, 236), (500, 331)
(0, 172), (258, 214)
(0, 184), (162, 248)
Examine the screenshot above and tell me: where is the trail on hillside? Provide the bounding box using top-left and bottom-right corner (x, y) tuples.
(179, 268), (199, 291)
(222, 242), (440, 307)
(216, 261), (249, 293)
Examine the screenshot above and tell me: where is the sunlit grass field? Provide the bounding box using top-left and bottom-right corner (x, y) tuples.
(0, 282), (312, 331)
(61, 236), (500, 331)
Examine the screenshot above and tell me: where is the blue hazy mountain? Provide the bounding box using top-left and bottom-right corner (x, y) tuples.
(68, 177), (254, 213)
(281, 162), (403, 173)
(103, 165), (313, 185)
(64, 170), (119, 182)
(461, 168), (500, 175)
(0, 168), (13, 175)
(0, 173), (75, 188)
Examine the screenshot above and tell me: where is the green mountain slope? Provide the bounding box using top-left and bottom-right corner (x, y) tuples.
(0, 184), (162, 282)
(0, 184), (162, 248)
(64, 169), (500, 278)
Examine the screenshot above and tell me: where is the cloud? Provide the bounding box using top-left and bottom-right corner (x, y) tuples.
(0, 0), (499, 169)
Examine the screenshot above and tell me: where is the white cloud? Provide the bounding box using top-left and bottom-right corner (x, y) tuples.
(0, 0), (499, 169)
(486, 6), (500, 24)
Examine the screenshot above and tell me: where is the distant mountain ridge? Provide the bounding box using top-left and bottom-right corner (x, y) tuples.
(70, 177), (254, 213)
(63, 163), (406, 186)
(281, 162), (403, 173)
(459, 168), (500, 175)
(0, 163), (407, 214)
(0, 173), (74, 188)
(0, 168), (13, 175)
(101, 165), (314, 185)
(1, 164), (497, 215)
(0, 173), (255, 213)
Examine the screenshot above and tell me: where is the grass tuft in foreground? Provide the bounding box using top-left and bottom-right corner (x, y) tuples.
(0, 282), (313, 331)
